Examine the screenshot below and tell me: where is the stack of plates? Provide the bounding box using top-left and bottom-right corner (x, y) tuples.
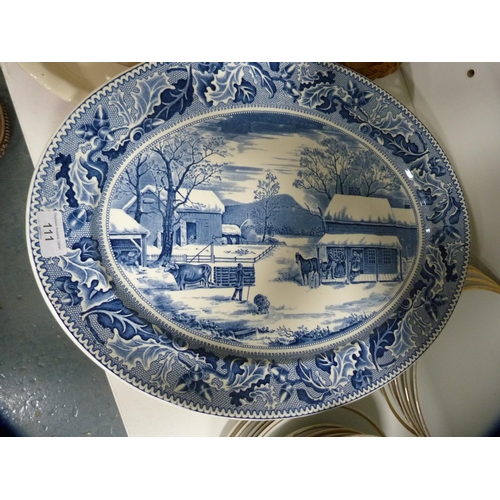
(416, 283), (500, 436)
(227, 401), (386, 437)
(383, 266), (500, 437)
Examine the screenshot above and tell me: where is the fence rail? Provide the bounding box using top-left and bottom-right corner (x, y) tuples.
(146, 245), (277, 266)
(177, 244), (277, 264)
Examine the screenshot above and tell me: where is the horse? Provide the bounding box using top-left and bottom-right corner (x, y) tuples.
(295, 252), (319, 287)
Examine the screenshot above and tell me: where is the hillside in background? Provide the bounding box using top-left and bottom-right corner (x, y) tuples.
(222, 194), (323, 236)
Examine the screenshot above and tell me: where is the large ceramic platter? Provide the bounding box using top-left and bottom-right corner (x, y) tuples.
(27, 62), (470, 418)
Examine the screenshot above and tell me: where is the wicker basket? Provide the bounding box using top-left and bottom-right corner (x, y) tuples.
(340, 62), (402, 80)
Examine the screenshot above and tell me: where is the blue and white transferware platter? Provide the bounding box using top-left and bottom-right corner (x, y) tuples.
(27, 63), (470, 418)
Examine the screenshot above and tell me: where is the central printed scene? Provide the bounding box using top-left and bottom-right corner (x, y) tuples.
(108, 112), (419, 349)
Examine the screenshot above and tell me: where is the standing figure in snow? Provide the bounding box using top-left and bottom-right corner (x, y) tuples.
(231, 263), (245, 301)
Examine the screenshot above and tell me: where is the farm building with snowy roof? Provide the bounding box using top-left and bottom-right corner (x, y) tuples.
(316, 194), (418, 283)
(120, 185), (226, 248)
(109, 209), (149, 266)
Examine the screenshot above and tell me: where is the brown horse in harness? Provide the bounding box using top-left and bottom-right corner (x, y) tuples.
(295, 252), (319, 287)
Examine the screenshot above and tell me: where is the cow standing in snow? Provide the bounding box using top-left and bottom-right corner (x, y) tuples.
(164, 263), (212, 290)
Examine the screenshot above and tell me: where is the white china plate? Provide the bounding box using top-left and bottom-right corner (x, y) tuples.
(27, 63), (469, 418)
(18, 62), (139, 103)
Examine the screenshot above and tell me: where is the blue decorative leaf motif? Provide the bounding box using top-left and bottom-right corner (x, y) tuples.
(389, 291), (427, 358)
(192, 69), (217, 107)
(148, 354), (177, 386)
(417, 187), (437, 206)
(153, 73), (194, 123)
(247, 62), (277, 97)
(43, 174), (71, 211)
(79, 285), (115, 316)
(328, 343), (361, 389)
(428, 157), (448, 177)
(108, 90), (133, 126)
(270, 363), (290, 384)
(448, 196), (462, 225)
(221, 359), (271, 392)
(345, 80), (373, 106)
(197, 62), (224, 73)
(297, 62), (323, 84)
(84, 298), (161, 341)
(72, 236), (101, 262)
(351, 369), (373, 390)
(380, 133), (427, 164)
(57, 141), (103, 208)
(204, 63), (246, 106)
(368, 97), (414, 140)
(296, 388), (325, 405)
(234, 79), (256, 104)
(444, 241), (464, 279)
(106, 332), (171, 371)
(194, 63), (278, 107)
(278, 383), (293, 403)
(296, 359), (330, 393)
(298, 83), (342, 113)
(131, 72), (175, 124)
(57, 248), (111, 292)
(175, 375), (213, 403)
(423, 245), (447, 300)
(228, 374), (272, 407)
(248, 384), (276, 409)
(315, 351), (335, 372)
(411, 168), (461, 235)
(352, 340), (376, 372)
(54, 153), (78, 208)
(53, 276), (82, 306)
(78, 149), (109, 191)
(369, 318), (398, 370)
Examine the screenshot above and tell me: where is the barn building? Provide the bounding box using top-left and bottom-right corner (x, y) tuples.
(108, 209), (149, 266)
(121, 185), (225, 248)
(317, 194), (418, 283)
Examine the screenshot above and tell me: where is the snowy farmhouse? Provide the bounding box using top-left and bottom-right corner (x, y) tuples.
(119, 185), (226, 248)
(317, 195), (417, 283)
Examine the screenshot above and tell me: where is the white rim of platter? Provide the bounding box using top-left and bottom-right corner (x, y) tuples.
(27, 62), (470, 419)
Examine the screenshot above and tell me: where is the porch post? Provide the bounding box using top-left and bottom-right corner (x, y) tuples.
(399, 249), (403, 281)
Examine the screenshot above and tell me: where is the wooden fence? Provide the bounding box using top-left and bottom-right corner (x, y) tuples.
(213, 266), (256, 288)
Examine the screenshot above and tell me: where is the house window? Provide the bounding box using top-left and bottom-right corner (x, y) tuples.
(328, 247), (345, 261)
(383, 249), (393, 264)
(367, 249), (376, 264)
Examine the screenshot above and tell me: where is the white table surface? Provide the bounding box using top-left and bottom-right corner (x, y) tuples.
(4, 61), (499, 436)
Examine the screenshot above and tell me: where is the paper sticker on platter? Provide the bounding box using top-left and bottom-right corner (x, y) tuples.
(37, 211), (67, 257)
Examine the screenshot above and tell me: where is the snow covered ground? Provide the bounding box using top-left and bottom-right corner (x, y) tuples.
(119, 236), (410, 348)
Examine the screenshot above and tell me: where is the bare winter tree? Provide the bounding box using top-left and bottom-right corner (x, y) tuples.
(148, 130), (227, 265)
(293, 137), (355, 203)
(113, 153), (150, 223)
(294, 137), (401, 206)
(350, 149), (401, 197)
(251, 172), (281, 243)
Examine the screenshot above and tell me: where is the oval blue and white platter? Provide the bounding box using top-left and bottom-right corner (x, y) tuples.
(27, 62), (470, 418)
